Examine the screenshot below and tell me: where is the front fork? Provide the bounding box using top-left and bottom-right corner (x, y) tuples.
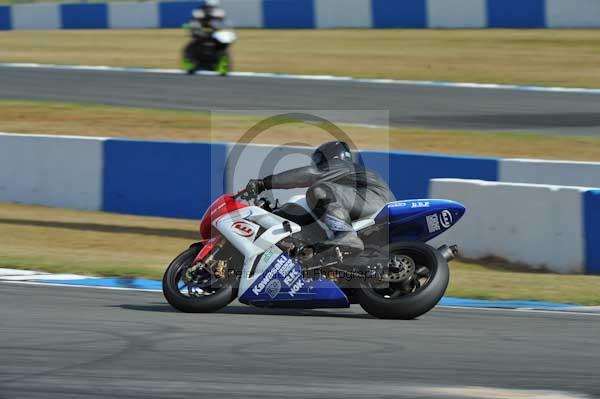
(185, 236), (225, 282)
(193, 235), (224, 264)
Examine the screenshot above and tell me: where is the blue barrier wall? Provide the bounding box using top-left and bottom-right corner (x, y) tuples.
(360, 150), (499, 199)
(371, 0), (427, 28)
(61, 4), (108, 29)
(4, 0), (600, 30)
(0, 5), (11, 30)
(487, 0), (545, 28)
(263, 0), (315, 28)
(102, 139), (227, 219)
(159, 1), (201, 28)
(584, 190), (600, 274)
(100, 141), (498, 218)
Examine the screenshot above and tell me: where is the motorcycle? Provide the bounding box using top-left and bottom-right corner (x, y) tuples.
(162, 188), (465, 319)
(181, 20), (236, 76)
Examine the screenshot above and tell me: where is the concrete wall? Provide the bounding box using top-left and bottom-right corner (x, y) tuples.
(108, 2), (159, 29)
(10, 3), (61, 30)
(429, 178), (600, 274)
(225, 143), (314, 202)
(1, 132), (599, 273)
(0, 133), (104, 210)
(546, 0), (600, 28)
(315, 0), (372, 28)
(2, 0), (599, 30)
(221, 0), (263, 28)
(427, 0), (486, 28)
(500, 158), (600, 189)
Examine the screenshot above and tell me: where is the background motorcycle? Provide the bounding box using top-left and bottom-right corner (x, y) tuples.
(163, 189), (465, 319)
(181, 21), (236, 76)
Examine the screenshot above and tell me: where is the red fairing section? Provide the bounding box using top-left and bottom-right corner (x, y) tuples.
(199, 195), (248, 239)
(193, 235), (222, 264)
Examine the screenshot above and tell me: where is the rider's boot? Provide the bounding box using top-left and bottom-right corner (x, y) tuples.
(319, 212), (364, 255)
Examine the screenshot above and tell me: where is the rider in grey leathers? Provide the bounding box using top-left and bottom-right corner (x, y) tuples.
(246, 141), (396, 254)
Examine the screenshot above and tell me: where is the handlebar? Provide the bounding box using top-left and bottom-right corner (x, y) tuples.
(234, 188), (259, 203)
(234, 188), (273, 211)
(234, 188), (252, 200)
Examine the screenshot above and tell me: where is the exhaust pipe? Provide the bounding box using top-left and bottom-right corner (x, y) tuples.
(438, 245), (459, 261)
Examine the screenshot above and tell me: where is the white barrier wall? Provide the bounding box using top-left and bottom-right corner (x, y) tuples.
(5, 0), (600, 30)
(11, 3), (60, 30)
(225, 143), (314, 203)
(108, 2), (159, 29)
(427, 0), (486, 28)
(315, 0), (372, 28)
(221, 0), (263, 28)
(500, 159), (600, 189)
(429, 178), (589, 274)
(546, 0), (600, 28)
(0, 133), (104, 210)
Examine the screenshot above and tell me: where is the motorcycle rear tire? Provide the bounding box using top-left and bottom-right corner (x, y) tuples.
(162, 246), (237, 313)
(357, 242), (449, 320)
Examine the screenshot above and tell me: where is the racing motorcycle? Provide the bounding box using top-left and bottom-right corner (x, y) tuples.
(181, 20), (236, 76)
(162, 189), (465, 319)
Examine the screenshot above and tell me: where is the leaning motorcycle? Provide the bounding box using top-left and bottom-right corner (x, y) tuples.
(181, 21), (236, 76)
(163, 187), (465, 319)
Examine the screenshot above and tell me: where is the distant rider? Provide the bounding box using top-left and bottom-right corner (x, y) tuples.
(191, 0), (226, 34)
(246, 141), (396, 255)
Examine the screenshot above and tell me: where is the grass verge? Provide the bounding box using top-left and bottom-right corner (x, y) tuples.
(1, 29), (600, 87)
(2, 100), (600, 161)
(1, 202), (599, 305)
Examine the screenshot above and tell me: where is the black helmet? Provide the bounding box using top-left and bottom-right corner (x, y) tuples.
(311, 141), (352, 169)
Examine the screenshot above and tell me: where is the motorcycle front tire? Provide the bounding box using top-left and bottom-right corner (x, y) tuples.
(162, 246), (237, 313)
(182, 42), (199, 74)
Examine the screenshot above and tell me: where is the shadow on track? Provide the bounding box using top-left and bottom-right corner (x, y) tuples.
(113, 303), (375, 319)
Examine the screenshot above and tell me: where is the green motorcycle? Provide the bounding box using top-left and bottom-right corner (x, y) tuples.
(182, 22), (236, 76)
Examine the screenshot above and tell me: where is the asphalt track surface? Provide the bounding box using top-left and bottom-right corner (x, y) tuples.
(2, 66), (600, 136)
(1, 283), (599, 399)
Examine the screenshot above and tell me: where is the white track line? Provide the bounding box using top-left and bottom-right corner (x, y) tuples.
(1, 280), (160, 293)
(2, 62), (600, 95)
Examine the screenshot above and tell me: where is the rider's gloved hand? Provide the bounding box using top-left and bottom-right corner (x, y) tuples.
(246, 179), (266, 196)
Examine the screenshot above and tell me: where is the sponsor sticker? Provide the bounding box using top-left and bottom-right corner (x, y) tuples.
(389, 201), (408, 208)
(289, 279), (305, 297)
(262, 248), (274, 264)
(231, 220), (255, 237)
(411, 201), (430, 209)
(251, 254), (307, 298)
(278, 258), (295, 278)
(283, 268), (301, 286)
(252, 255), (286, 295)
(265, 280), (281, 299)
(440, 210), (453, 228)
(426, 214), (441, 233)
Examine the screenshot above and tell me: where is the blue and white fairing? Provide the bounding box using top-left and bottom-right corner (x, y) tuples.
(374, 199), (466, 242)
(238, 252), (349, 308)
